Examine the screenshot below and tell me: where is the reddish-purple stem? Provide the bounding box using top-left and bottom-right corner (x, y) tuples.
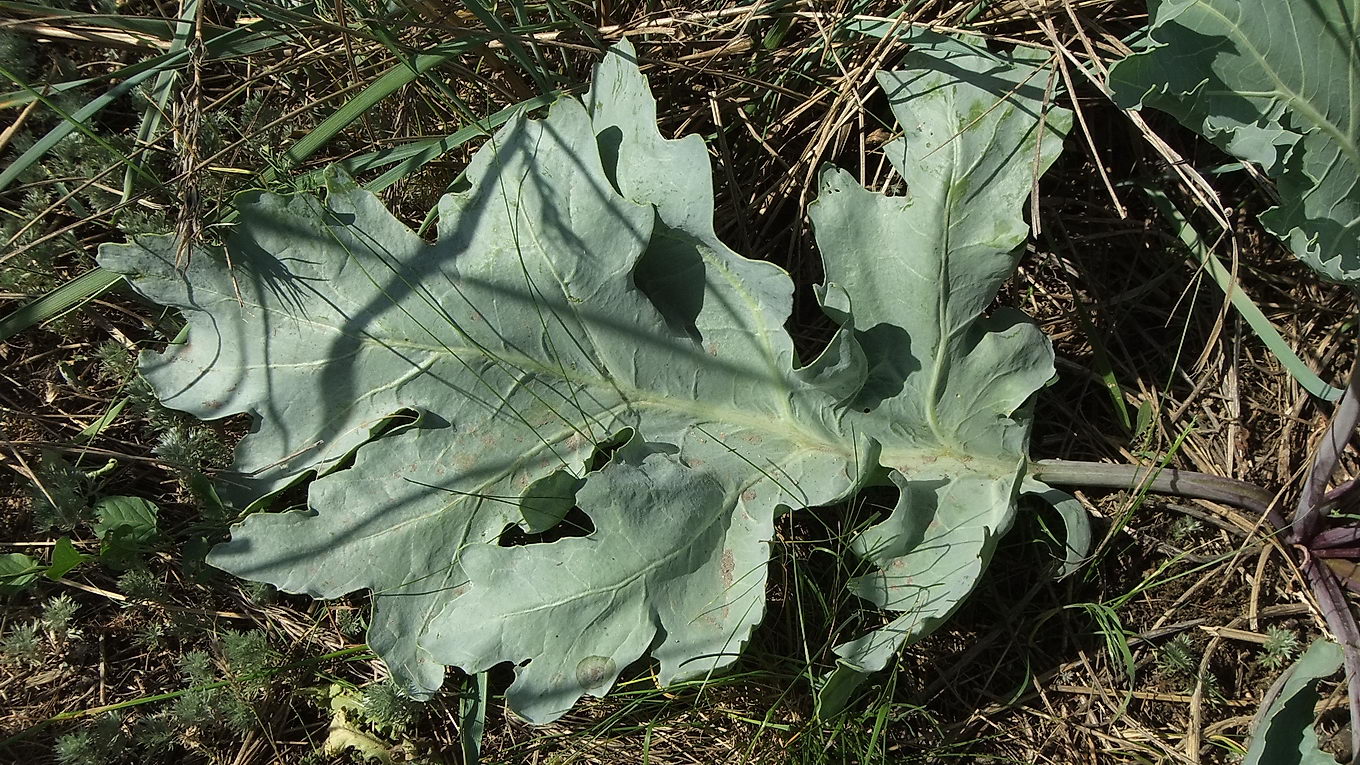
(1312, 525), (1360, 549)
(1290, 330), (1360, 765)
(1326, 477), (1360, 505)
(1294, 354), (1360, 543)
(1303, 557), (1360, 764)
(1035, 333), (1360, 763)
(1309, 547), (1360, 559)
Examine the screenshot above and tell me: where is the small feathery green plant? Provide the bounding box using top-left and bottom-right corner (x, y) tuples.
(1168, 515), (1202, 543)
(1155, 634), (1228, 705)
(1, 594), (84, 668)
(1258, 627), (1302, 670)
(1, 620), (43, 666)
(116, 568), (164, 603)
(53, 713), (126, 765)
(361, 679), (421, 733)
(41, 593), (79, 643)
(334, 606), (365, 638)
(27, 451), (91, 531)
(169, 631), (283, 741)
(1156, 634), (1197, 678)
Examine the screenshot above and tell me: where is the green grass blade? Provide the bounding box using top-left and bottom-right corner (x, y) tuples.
(0, 62), (171, 192)
(454, 0), (552, 92)
(458, 671), (488, 763)
(0, 268), (123, 342)
(1142, 187), (1345, 402)
(292, 91), (556, 192)
(1, 74), (99, 109)
(0, 1), (175, 38)
(1071, 297), (1132, 432)
(121, 0), (201, 201)
(340, 1), (489, 126)
(78, 398), (128, 440)
(358, 92), (557, 193)
(256, 46), (469, 186)
(0, 13), (289, 110)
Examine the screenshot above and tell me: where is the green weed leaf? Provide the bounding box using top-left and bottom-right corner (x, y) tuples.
(0, 553), (41, 595)
(93, 496), (161, 569)
(93, 496), (160, 541)
(46, 537), (89, 580)
(1110, 0), (1360, 284)
(98, 40), (1067, 722)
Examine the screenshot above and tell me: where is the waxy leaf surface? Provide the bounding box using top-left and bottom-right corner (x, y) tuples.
(1110, 0), (1360, 285)
(810, 37), (1069, 701)
(99, 39), (1066, 722)
(1244, 640), (1342, 765)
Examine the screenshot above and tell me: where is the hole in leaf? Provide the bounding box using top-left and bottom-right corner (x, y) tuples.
(633, 219), (704, 342)
(371, 408), (424, 438)
(447, 173), (472, 194)
(596, 126), (623, 195)
(586, 427), (634, 471)
(498, 505), (595, 547)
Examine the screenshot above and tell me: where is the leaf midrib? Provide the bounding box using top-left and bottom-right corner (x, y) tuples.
(200, 280), (860, 465)
(1194, 0), (1360, 167)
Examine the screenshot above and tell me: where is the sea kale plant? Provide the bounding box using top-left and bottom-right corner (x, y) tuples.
(96, 37), (1077, 723)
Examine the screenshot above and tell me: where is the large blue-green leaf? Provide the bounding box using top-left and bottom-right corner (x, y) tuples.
(98, 39), (1066, 722)
(1245, 639), (1342, 765)
(1110, 0), (1360, 285)
(811, 36), (1070, 705)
